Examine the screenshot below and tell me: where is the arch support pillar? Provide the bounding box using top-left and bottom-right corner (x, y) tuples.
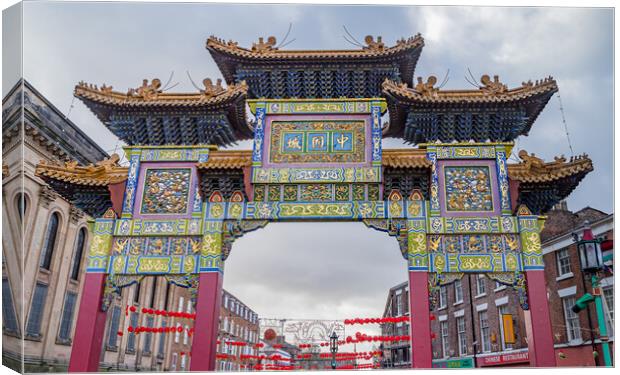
(406, 217), (432, 368)
(190, 219), (224, 371)
(69, 211), (115, 372)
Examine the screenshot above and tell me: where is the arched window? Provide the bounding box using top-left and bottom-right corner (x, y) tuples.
(15, 193), (28, 223)
(70, 228), (87, 281)
(39, 212), (60, 270)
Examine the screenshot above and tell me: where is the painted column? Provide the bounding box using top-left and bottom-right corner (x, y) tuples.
(191, 272), (224, 371)
(190, 205), (225, 371)
(519, 209), (556, 367)
(69, 211), (116, 372)
(406, 193), (432, 368)
(408, 271), (432, 368)
(68, 273), (108, 372)
(524, 270), (556, 367)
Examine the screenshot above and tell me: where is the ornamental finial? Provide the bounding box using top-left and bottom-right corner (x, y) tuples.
(364, 35), (385, 51)
(252, 36), (277, 53)
(415, 76), (438, 96)
(480, 74), (507, 94)
(202, 78), (225, 96)
(127, 78), (162, 99)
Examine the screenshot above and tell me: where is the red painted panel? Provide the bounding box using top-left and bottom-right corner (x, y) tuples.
(68, 273), (107, 372)
(108, 181), (126, 217)
(408, 271), (432, 368)
(189, 272), (224, 371)
(525, 270), (557, 367)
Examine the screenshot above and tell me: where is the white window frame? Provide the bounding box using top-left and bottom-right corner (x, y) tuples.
(562, 296), (582, 344)
(476, 274), (486, 297)
(479, 310), (491, 353)
(454, 279), (463, 304)
(439, 285), (448, 309)
(555, 248), (573, 279)
(456, 316), (467, 356)
(440, 321), (449, 358)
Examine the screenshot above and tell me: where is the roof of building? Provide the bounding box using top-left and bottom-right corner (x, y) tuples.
(382, 76), (558, 142)
(206, 35), (424, 99)
(2, 79), (109, 165)
(540, 205), (610, 243)
(73, 79), (252, 146)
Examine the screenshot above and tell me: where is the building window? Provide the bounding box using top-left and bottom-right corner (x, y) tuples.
(2, 278), (20, 335)
(106, 305), (121, 349)
(39, 212), (60, 270)
(158, 320), (167, 358)
(476, 275), (486, 296)
(149, 278), (158, 308)
(439, 285), (448, 309)
(16, 193), (28, 223)
(127, 312), (139, 353)
(179, 296), (185, 312)
(143, 316), (154, 354)
(26, 283), (48, 337)
(498, 305), (513, 350)
(58, 292), (78, 342)
(70, 228), (87, 281)
(602, 286), (614, 331)
(395, 293), (402, 316)
(180, 353), (187, 370)
(171, 353), (178, 371)
(440, 321), (449, 358)
(562, 296), (582, 342)
(183, 324), (189, 345)
(556, 248), (572, 276)
(175, 323), (181, 343)
(456, 316), (467, 356)
(495, 281), (506, 291)
(133, 282), (141, 304)
(454, 280), (463, 304)
(479, 311), (491, 353)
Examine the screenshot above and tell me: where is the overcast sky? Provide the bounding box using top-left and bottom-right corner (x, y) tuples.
(3, 1), (613, 349)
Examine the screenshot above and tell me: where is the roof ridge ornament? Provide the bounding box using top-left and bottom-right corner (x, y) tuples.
(480, 74), (507, 94)
(414, 76), (439, 96)
(202, 78), (226, 97)
(363, 35), (385, 51)
(252, 36), (278, 53)
(127, 78), (162, 100)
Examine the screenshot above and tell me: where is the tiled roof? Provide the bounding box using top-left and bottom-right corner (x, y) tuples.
(196, 150), (253, 169)
(74, 79), (248, 108)
(206, 34), (424, 61)
(381, 149), (431, 168)
(507, 151), (593, 183)
(35, 154), (128, 186)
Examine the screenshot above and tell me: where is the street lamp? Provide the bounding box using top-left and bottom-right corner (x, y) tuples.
(577, 232), (604, 273)
(573, 224), (612, 367)
(329, 331), (339, 370)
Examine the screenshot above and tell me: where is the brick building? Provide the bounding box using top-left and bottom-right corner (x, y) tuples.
(216, 289), (261, 371)
(381, 278), (530, 368)
(541, 202), (614, 366)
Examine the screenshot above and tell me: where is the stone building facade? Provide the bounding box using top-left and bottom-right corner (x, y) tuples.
(380, 281), (410, 368)
(540, 203), (614, 366)
(2, 80), (109, 372)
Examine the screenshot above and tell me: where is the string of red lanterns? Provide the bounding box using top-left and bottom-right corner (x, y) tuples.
(344, 316), (409, 325)
(126, 305), (197, 320)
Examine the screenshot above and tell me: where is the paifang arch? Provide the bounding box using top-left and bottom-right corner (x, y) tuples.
(35, 33), (594, 371)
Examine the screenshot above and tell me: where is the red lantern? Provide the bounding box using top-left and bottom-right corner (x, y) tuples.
(127, 326), (134, 333)
(129, 306), (136, 313)
(117, 331), (124, 336)
(177, 326), (183, 333)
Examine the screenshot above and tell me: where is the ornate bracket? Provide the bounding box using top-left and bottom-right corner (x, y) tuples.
(101, 274), (145, 312)
(362, 218), (408, 260)
(221, 219), (269, 261)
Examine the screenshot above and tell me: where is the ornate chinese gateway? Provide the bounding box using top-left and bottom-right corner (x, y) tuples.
(36, 33), (593, 371)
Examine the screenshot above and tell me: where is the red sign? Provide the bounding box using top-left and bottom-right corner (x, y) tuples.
(478, 351), (529, 366)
